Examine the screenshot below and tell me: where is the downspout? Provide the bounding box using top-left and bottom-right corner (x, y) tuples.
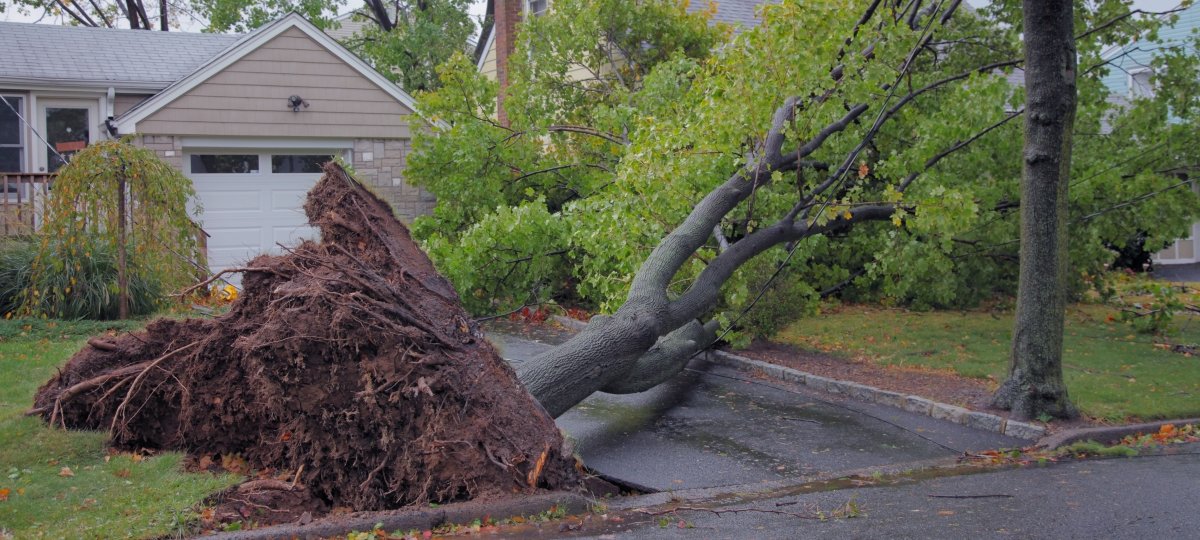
(105, 87), (119, 138)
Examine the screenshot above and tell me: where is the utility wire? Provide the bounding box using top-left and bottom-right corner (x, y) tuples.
(0, 95), (68, 167)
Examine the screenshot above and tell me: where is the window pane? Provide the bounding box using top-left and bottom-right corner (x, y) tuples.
(1131, 71), (1154, 98)
(45, 107), (89, 173)
(271, 154), (333, 174)
(190, 154), (259, 174)
(0, 97), (21, 146)
(0, 148), (20, 173)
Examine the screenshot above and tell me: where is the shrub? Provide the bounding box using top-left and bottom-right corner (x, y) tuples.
(0, 240), (36, 317)
(20, 139), (200, 319)
(17, 236), (162, 320)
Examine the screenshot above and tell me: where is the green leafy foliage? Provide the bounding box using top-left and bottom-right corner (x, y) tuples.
(351, 0), (476, 93)
(409, 0), (1200, 337)
(194, 0), (345, 32)
(19, 140), (201, 320)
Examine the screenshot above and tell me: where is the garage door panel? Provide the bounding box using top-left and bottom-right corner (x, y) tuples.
(273, 225), (318, 246)
(206, 246), (261, 270)
(197, 190), (263, 211)
(271, 189), (310, 210)
(206, 227), (263, 249)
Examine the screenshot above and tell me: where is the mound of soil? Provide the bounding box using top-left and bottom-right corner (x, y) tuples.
(33, 163), (579, 511)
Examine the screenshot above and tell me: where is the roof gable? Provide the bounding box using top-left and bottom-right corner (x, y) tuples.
(115, 13), (421, 133)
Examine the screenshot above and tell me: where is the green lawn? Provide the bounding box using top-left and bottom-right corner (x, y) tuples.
(773, 303), (1200, 422)
(0, 319), (238, 539)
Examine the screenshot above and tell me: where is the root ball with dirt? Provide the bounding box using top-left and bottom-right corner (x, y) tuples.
(32, 163), (580, 511)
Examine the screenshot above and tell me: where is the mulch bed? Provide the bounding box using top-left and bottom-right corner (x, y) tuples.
(733, 339), (1001, 410)
(733, 339), (1098, 431)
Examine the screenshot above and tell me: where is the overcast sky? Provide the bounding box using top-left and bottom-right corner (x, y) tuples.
(0, 0), (1188, 34)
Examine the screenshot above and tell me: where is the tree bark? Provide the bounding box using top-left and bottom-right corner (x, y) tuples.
(991, 0), (1079, 420)
(116, 170), (129, 320)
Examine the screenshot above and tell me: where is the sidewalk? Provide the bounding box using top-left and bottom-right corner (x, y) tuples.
(488, 332), (1024, 493)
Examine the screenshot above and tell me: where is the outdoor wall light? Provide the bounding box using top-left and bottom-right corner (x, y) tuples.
(287, 95), (309, 112)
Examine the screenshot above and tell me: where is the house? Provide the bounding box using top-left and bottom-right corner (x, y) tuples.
(473, 0), (776, 121)
(1098, 2), (1200, 266)
(0, 13), (434, 278)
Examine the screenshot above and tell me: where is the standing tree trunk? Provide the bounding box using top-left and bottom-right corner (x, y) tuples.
(116, 168), (130, 320)
(991, 0), (1079, 420)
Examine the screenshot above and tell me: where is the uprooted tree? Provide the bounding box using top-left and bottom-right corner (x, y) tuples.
(31, 0), (1200, 515)
(412, 0), (1200, 419)
(34, 165), (579, 511)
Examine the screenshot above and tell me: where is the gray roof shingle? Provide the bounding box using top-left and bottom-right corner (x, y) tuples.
(688, 0), (780, 33)
(0, 21), (242, 88)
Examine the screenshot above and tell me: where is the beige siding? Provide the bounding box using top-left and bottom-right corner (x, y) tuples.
(114, 94), (151, 116)
(480, 41), (498, 81)
(325, 16), (370, 42)
(137, 27), (412, 138)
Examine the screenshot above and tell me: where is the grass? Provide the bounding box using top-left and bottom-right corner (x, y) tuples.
(772, 298), (1200, 422)
(0, 318), (239, 539)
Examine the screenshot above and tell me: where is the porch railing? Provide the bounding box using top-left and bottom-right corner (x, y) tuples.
(1, 173), (53, 237)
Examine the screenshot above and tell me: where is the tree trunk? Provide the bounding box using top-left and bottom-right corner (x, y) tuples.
(991, 0), (1079, 420)
(116, 171), (130, 320)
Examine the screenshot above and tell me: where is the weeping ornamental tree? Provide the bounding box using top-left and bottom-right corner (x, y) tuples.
(410, 0), (1200, 419)
(21, 140), (201, 320)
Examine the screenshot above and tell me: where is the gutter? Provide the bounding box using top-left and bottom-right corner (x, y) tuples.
(0, 76), (170, 93)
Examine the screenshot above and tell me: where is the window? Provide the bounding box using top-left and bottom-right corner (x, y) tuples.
(0, 96), (23, 173)
(190, 154), (259, 174)
(271, 154), (333, 174)
(528, 0), (548, 16)
(1130, 69), (1154, 98)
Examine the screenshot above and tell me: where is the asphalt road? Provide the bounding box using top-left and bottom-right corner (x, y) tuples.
(572, 445), (1200, 539)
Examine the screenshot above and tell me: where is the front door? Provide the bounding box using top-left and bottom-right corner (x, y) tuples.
(36, 99), (97, 173)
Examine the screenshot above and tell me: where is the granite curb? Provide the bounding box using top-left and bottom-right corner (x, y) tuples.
(1034, 417), (1200, 450)
(707, 349), (1047, 441)
(551, 314), (590, 332)
(198, 492), (592, 540)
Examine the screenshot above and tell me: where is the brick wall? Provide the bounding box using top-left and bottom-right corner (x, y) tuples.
(136, 135), (184, 171)
(353, 138), (435, 222)
(494, 0), (522, 125)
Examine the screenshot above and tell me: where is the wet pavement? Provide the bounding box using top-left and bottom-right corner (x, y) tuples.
(486, 331), (1024, 492)
(569, 445), (1200, 539)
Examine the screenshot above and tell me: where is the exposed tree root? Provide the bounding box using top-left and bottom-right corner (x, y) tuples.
(32, 163), (579, 511)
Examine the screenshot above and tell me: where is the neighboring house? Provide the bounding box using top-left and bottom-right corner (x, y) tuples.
(474, 0), (776, 121)
(1098, 2), (1200, 265)
(0, 13), (434, 279)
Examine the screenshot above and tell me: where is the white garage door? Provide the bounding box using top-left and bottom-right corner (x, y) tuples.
(186, 150), (342, 282)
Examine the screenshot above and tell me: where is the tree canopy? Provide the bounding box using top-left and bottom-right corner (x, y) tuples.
(409, 0), (1200, 343)
(11, 0), (474, 93)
